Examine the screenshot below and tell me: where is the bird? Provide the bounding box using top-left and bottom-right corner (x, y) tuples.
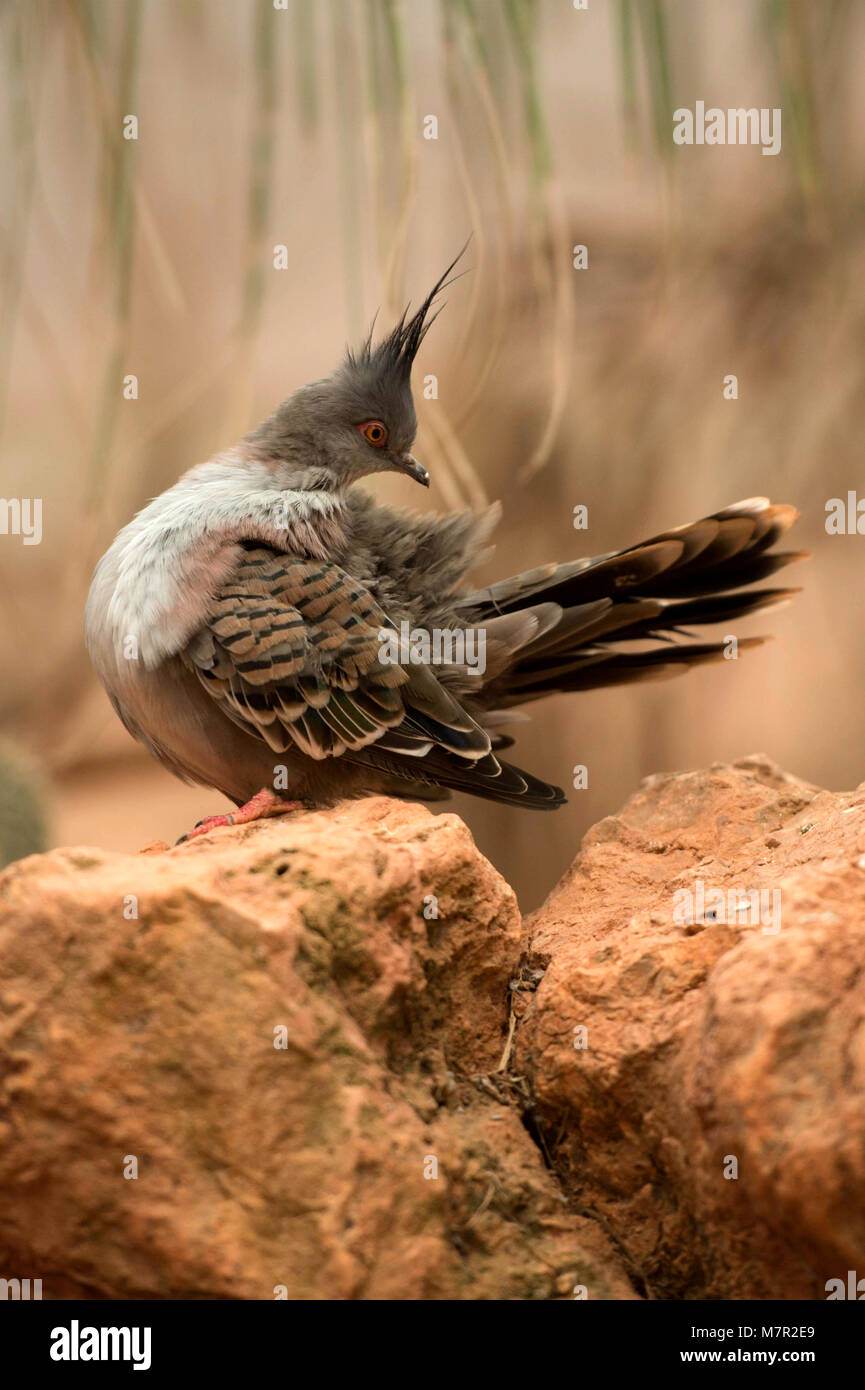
(85, 255), (804, 843)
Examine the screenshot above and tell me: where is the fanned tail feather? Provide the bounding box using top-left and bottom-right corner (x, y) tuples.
(462, 498), (804, 715)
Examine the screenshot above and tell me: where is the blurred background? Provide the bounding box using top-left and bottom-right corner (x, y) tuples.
(1, 0), (864, 909)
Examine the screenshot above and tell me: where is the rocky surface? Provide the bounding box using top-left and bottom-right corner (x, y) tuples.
(519, 755), (865, 1300)
(1, 758), (862, 1300)
(0, 796), (632, 1301)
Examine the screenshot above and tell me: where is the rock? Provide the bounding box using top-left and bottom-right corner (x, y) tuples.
(8, 759), (857, 1302)
(0, 796), (634, 1301)
(518, 755), (865, 1300)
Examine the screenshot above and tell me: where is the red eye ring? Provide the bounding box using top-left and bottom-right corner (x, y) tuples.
(358, 420), (388, 448)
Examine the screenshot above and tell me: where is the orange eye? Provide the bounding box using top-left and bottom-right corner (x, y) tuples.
(358, 420), (388, 448)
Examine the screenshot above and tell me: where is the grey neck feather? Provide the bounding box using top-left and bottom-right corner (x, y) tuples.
(85, 449), (348, 672)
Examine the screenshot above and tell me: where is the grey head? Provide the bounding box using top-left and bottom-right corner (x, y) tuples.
(246, 250), (466, 491)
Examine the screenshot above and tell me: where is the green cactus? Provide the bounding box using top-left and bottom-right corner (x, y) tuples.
(0, 744), (47, 868)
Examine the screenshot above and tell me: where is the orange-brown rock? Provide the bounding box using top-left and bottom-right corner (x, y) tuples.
(0, 796), (634, 1301)
(6, 760), (859, 1301)
(518, 755), (865, 1300)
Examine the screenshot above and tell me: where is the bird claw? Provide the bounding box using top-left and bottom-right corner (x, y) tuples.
(194, 812), (234, 831)
(175, 791), (302, 846)
(176, 812), (234, 845)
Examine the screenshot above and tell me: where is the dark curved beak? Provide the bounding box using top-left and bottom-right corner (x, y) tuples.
(398, 453), (429, 487)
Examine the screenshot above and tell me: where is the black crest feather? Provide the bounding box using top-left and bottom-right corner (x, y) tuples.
(347, 243), (470, 380)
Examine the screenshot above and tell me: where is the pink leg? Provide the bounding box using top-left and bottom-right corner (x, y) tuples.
(177, 788), (302, 844)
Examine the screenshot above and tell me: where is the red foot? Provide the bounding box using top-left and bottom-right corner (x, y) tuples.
(176, 789), (301, 844)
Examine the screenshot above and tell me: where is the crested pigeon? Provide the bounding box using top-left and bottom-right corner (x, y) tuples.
(85, 258), (803, 841)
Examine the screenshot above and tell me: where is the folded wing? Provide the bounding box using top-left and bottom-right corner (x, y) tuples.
(182, 547), (565, 809)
